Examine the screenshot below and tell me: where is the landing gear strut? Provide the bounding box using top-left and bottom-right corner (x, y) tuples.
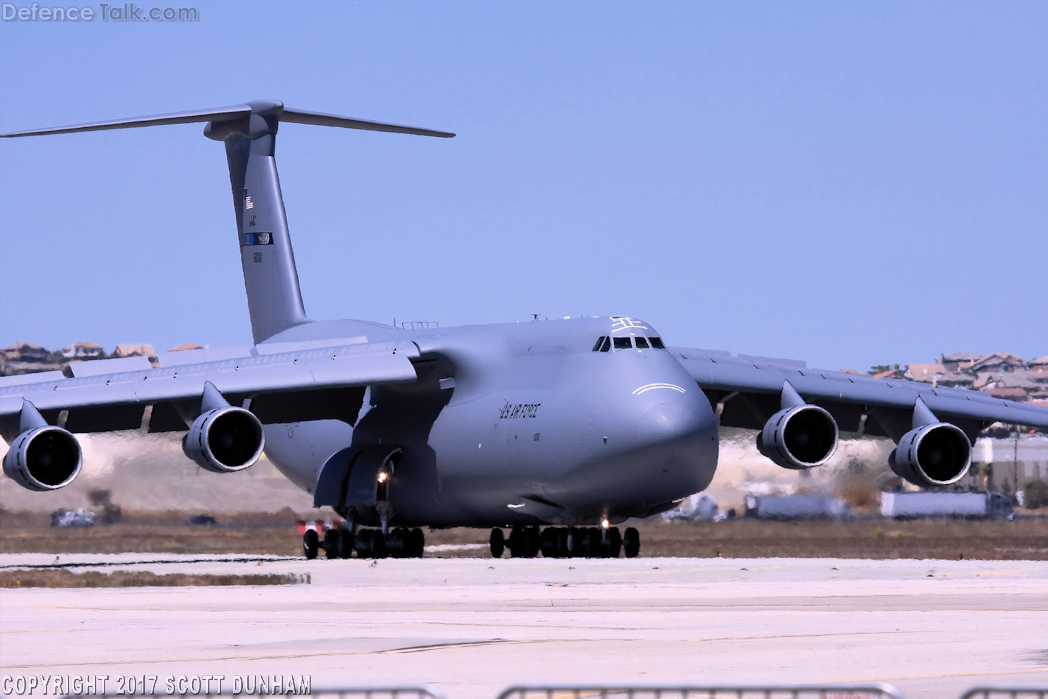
(490, 525), (637, 558)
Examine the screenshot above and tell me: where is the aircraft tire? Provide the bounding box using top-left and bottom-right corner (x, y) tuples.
(396, 528), (408, 557)
(603, 526), (622, 558)
(355, 529), (373, 558)
(566, 528), (579, 557)
(490, 528), (505, 558)
(370, 531), (388, 559)
(539, 528), (560, 558)
(409, 528), (425, 557)
(336, 529), (355, 559)
(323, 529), (340, 559)
(555, 528), (570, 557)
(303, 529), (319, 560)
(386, 528), (402, 557)
(525, 527), (540, 558)
(508, 527), (523, 558)
(623, 527), (640, 558)
(586, 528), (602, 557)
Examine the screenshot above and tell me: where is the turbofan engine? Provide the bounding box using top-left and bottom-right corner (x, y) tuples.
(183, 406), (265, 473)
(756, 404), (839, 470)
(2, 425), (83, 491)
(889, 422), (971, 487)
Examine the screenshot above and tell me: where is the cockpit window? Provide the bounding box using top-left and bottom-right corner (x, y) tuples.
(649, 337), (666, 349)
(613, 337), (632, 350)
(592, 336), (606, 352)
(600, 337), (611, 352)
(635, 337), (650, 349)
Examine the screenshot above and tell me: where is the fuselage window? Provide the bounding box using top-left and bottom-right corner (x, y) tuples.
(592, 336), (607, 352)
(613, 337), (632, 350)
(649, 337), (666, 349)
(635, 337), (650, 349)
(600, 336), (611, 352)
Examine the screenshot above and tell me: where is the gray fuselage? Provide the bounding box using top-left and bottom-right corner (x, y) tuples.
(261, 315), (719, 527)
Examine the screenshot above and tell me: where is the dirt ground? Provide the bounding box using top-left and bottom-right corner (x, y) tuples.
(2, 508), (1046, 559)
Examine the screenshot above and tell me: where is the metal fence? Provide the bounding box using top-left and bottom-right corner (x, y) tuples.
(959, 688), (1048, 699)
(44, 687), (446, 699)
(496, 685), (906, 699)
(36, 683), (1048, 699)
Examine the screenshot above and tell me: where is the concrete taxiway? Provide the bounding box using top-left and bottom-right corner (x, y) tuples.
(0, 555), (1046, 699)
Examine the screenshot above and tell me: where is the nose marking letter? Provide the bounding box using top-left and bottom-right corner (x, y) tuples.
(633, 383), (687, 395)
(611, 316), (649, 333)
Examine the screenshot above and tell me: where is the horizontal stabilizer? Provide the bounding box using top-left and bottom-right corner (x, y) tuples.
(0, 104), (251, 138)
(280, 108), (455, 138)
(0, 100), (454, 139)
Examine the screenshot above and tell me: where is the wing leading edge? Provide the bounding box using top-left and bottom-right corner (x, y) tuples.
(671, 346), (1048, 433)
(0, 339), (420, 437)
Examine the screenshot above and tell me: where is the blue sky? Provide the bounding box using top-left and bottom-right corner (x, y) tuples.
(1, 1), (1045, 371)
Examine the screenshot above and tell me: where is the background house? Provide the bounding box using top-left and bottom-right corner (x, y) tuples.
(61, 341), (105, 359)
(969, 352), (1025, 374)
(941, 352), (982, 372)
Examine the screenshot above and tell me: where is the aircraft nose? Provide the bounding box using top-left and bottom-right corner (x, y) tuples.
(639, 402), (698, 437)
(637, 402), (702, 461)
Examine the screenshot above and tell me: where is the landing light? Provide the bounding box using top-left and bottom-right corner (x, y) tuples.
(377, 471), (388, 484)
(601, 519), (610, 529)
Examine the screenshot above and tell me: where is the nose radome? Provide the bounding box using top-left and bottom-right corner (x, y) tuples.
(637, 403), (702, 461)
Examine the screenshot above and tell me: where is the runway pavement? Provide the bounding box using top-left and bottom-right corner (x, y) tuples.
(1, 554), (1046, 699)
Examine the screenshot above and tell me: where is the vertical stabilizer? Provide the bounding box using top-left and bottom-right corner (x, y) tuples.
(206, 101), (308, 344)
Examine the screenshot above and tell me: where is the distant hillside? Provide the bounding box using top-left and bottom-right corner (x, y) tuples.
(1, 341), (202, 377)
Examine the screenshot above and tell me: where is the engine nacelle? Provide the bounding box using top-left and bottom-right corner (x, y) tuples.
(756, 405), (839, 470)
(889, 422), (971, 487)
(183, 406), (265, 473)
(2, 426), (83, 491)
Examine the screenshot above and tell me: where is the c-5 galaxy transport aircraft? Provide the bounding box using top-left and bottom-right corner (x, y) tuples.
(2, 101), (1046, 560)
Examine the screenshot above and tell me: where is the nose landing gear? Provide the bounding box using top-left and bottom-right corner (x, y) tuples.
(492, 525), (639, 558)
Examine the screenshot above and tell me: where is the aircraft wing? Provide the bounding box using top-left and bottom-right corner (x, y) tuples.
(0, 339), (419, 436)
(670, 346), (1048, 439)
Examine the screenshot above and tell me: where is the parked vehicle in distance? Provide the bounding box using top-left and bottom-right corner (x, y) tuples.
(879, 491), (1013, 520)
(50, 509), (96, 527)
(745, 494), (853, 521)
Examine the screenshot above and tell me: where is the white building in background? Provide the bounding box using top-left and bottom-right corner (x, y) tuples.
(972, 434), (1048, 493)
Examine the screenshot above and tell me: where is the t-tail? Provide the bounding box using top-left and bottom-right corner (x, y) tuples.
(0, 101), (454, 343)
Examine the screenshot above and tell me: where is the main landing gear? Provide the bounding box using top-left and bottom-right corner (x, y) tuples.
(303, 527), (425, 560)
(491, 525), (640, 559)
